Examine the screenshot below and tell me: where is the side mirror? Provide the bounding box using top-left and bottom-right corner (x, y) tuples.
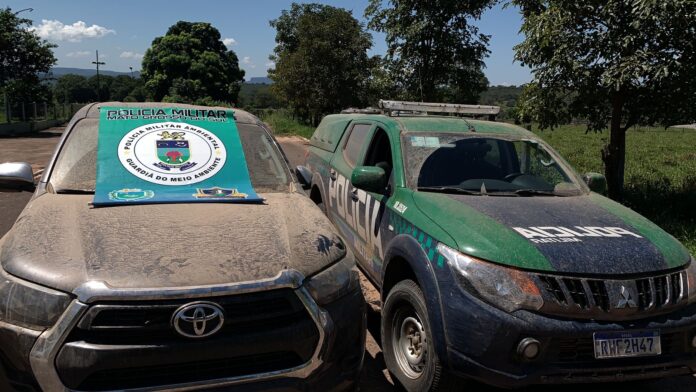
(351, 166), (387, 194)
(0, 162), (35, 192)
(583, 172), (607, 194)
(295, 165), (312, 190)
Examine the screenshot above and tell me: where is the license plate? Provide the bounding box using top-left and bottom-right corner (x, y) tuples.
(593, 330), (661, 359)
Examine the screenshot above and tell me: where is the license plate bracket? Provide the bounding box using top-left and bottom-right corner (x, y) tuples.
(593, 330), (661, 359)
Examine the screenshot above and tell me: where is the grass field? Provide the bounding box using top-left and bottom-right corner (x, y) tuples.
(535, 125), (696, 255)
(265, 111), (696, 256)
(261, 110), (315, 139)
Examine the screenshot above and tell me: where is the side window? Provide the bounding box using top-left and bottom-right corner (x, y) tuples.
(343, 124), (372, 167)
(363, 128), (393, 179)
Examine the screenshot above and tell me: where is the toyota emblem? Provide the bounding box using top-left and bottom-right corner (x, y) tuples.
(171, 302), (225, 338)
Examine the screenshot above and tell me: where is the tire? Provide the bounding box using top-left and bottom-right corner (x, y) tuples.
(381, 280), (460, 392)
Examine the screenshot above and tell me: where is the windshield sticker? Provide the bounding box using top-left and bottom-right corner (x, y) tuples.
(410, 136), (426, 147)
(424, 137), (440, 148)
(93, 107), (262, 206)
(410, 136), (441, 148)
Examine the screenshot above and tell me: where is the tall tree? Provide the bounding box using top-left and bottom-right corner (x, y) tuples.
(365, 0), (494, 103)
(513, 0), (696, 200)
(109, 75), (144, 102)
(141, 21), (245, 104)
(0, 7), (56, 98)
(54, 74), (94, 103)
(270, 3), (373, 125)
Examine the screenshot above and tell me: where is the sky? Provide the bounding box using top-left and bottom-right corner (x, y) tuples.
(5, 0), (532, 86)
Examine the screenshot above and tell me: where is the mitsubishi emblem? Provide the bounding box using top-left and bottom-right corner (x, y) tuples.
(616, 286), (638, 309)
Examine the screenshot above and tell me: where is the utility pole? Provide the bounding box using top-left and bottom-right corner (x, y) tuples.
(92, 50), (106, 101)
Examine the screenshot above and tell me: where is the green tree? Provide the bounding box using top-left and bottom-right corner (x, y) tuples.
(141, 21), (245, 104)
(365, 0), (494, 103)
(88, 74), (114, 102)
(54, 74), (94, 103)
(108, 75), (141, 101)
(270, 3), (373, 125)
(513, 0), (696, 199)
(0, 7), (56, 100)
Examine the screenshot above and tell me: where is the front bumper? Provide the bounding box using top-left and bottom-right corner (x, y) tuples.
(1, 269), (365, 392)
(440, 279), (696, 388)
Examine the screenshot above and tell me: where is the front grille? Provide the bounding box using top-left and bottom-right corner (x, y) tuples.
(56, 289), (320, 390)
(78, 352), (302, 391)
(537, 271), (687, 319)
(0, 354), (40, 392)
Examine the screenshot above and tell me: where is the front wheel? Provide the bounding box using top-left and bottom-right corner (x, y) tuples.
(381, 280), (460, 391)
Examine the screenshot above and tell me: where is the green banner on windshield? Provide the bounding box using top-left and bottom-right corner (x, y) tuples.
(93, 106), (262, 206)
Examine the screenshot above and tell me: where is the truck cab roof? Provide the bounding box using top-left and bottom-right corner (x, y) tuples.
(310, 113), (533, 152)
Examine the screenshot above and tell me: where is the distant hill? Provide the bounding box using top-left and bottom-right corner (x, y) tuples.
(479, 85), (523, 108)
(247, 77), (273, 84)
(50, 67), (140, 78)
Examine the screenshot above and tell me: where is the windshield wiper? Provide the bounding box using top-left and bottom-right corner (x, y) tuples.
(55, 188), (94, 194)
(513, 189), (558, 197)
(417, 186), (482, 195)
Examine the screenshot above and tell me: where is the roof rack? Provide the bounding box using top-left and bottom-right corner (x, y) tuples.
(340, 107), (382, 114)
(378, 100), (500, 119)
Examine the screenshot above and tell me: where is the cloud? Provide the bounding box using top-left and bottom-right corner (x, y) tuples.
(222, 38), (237, 47)
(242, 56), (256, 69)
(66, 51), (91, 58)
(30, 19), (115, 42)
(265, 61), (275, 69)
(120, 51), (144, 60)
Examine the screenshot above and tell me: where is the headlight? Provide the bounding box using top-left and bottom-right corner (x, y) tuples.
(686, 256), (696, 303)
(305, 254), (360, 306)
(0, 268), (72, 330)
(437, 243), (543, 312)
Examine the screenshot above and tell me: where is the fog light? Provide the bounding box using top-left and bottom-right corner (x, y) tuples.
(517, 338), (541, 360)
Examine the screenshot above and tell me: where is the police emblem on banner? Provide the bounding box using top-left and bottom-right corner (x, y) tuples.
(108, 188), (155, 201)
(154, 131), (197, 171)
(193, 187), (248, 199)
(117, 122), (226, 186)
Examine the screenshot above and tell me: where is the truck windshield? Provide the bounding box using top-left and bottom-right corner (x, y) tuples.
(50, 121), (291, 194)
(402, 133), (585, 196)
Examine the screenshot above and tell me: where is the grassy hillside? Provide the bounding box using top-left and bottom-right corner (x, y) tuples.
(535, 125), (696, 254)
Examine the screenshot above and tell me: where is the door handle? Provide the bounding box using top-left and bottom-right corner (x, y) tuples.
(329, 169), (337, 181)
(350, 188), (359, 202)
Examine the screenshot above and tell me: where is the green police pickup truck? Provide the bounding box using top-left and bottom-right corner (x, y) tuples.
(297, 100), (696, 391)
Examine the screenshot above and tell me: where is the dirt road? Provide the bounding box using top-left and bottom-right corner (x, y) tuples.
(0, 130), (695, 391)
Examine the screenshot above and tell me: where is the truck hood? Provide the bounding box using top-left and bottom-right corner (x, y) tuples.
(413, 192), (690, 275)
(0, 192), (345, 293)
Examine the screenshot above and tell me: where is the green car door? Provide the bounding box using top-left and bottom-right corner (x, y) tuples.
(326, 121), (375, 262)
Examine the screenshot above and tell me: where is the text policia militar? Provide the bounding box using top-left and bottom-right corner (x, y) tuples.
(106, 108), (229, 122)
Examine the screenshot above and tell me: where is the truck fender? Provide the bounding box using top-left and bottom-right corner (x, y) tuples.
(310, 172), (327, 205)
(381, 234), (449, 366)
